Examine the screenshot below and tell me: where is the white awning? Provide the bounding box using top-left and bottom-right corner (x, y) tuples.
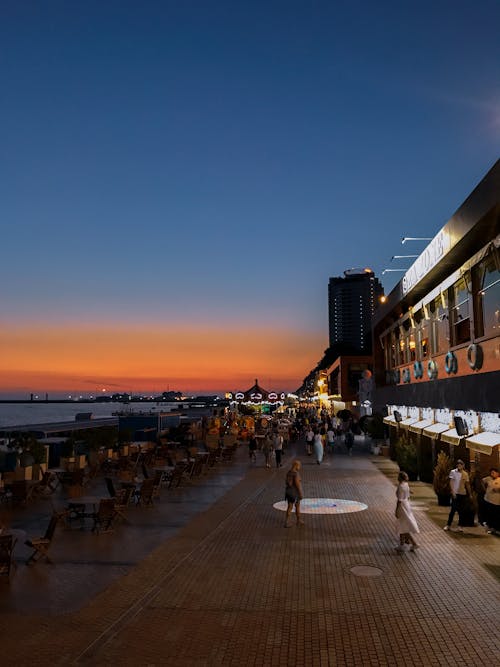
(383, 415), (397, 425)
(399, 417), (419, 429)
(422, 423), (450, 439)
(466, 431), (500, 455)
(441, 428), (465, 446)
(409, 419), (434, 434)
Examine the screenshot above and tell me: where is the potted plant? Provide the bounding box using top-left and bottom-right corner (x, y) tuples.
(433, 451), (451, 506)
(395, 432), (418, 480)
(29, 439), (49, 479)
(364, 413), (386, 455)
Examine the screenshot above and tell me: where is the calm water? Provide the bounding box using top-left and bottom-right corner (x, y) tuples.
(0, 402), (180, 428)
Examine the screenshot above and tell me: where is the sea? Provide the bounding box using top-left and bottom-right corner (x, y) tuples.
(0, 402), (183, 429)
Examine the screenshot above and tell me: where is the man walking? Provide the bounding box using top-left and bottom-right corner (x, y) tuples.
(273, 432), (284, 468)
(444, 459), (471, 532)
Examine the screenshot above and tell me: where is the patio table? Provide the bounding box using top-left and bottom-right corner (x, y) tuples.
(65, 496), (103, 527)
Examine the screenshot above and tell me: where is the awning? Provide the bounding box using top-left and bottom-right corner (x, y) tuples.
(409, 419), (434, 434)
(399, 417), (419, 430)
(422, 423), (449, 439)
(466, 431), (500, 455)
(383, 415), (397, 425)
(440, 428), (465, 446)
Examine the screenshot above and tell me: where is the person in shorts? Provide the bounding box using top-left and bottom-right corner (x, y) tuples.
(284, 460), (304, 527)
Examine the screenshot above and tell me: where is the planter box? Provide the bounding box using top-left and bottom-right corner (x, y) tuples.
(14, 465), (33, 481)
(32, 463), (47, 480)
(60, 457), (75, 470)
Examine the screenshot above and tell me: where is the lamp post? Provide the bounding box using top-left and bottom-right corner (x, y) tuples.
(391, 255), (418, 260)
(382, 268), (406, 275)
(401, 237), (432, 244)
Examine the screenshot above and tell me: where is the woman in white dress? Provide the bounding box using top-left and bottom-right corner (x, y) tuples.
(395, 471), (420, 551)
(313, 431), (323, 464)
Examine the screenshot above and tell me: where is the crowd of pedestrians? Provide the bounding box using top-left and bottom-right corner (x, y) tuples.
(237, 407), (499, 546)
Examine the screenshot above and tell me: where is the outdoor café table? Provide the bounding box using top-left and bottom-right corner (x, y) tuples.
(66, 496), (103, 527)
(2, 528), (27, 557)
(2, 528), (27, 544)
(154, 465), (175, 485)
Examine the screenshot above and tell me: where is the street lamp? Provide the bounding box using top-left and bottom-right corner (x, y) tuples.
(401, 237), (432, 244)
(382, 268), (406, 275)
(391, 255), (418, 260)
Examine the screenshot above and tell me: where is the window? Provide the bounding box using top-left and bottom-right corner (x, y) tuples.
(474, 254), (500, 339)
(431, 297), (449, 354)
(415, 311), (430, 360)
(450, 278), (471, 346)
(390, 329), (399, 368)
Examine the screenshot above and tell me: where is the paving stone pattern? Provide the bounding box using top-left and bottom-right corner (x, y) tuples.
(1, 443), (499, 666)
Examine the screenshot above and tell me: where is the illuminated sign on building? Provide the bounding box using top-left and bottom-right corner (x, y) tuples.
(402, 230), (452, 295)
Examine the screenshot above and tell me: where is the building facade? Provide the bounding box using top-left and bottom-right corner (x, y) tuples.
(328, 269), (384, 352)
(372, 160), (500, 478)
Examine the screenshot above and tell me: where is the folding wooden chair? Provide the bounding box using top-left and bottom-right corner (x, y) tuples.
(25, 513), (59, 565)
(105, 477), (117, 498)
(152, 470), (163, 499)
(32, 471), (58, 498)
(0, 534), (16, 576)
(90, 498), (116, 534)
(113, 488), (132, 523)
(167, 463), (186, 489)
(136, 478), (154, 507)
(10, 481), (29, 506)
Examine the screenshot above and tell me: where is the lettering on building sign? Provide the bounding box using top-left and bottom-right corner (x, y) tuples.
(402, 230), (451, 295)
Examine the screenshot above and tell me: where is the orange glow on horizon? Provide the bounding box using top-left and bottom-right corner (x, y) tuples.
(0, 322), (324, 394)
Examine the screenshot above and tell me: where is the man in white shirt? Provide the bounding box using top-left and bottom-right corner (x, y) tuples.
(444, 459), (471, 532)
(273, 433), (284, 468)
(305, 428), (314, 456)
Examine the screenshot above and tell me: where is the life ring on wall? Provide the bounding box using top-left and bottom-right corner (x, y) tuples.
(413, 361), (423, 379)
(427, 360), (438, 380)
(444, 351), (458, 374)
(402, 368), (411, 383)
(467, 343), (483, 370)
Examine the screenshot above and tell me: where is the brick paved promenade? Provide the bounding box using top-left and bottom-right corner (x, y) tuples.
(1, 442), (499, 666)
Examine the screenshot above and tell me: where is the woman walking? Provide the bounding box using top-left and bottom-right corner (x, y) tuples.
(313, 431), (323, 465)
(284, 460), (304, 527)
(395, 471), (420, 551)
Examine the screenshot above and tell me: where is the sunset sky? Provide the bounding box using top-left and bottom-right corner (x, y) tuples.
(1, 1), (499, 397)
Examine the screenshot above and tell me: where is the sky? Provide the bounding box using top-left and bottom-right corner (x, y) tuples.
(1, 0), (499, 397)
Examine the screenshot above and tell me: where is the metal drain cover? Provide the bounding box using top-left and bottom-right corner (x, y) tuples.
(350, 565), (383, 577)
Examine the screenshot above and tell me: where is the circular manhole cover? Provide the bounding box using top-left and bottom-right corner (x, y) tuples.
(350, 565), (383, 577)
(273, 498), (368, 514)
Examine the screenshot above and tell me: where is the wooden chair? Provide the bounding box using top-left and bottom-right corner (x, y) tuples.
(10, 481), (30, 506)
(25, 513), (59, 565)
(32, 472), (58, 498)
(136, 478), (154, 507)
(151, 470), (163, 499)
(207, 450), (218, 468)
(0, 534), (16, 576)
(105, 477), (117, 498)
(167, 463), (187, 489)
(90, 499), (116, 534)
(113, 488), (132, 523)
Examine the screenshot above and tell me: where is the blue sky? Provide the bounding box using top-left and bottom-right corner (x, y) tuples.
(0, 1), (499, 394)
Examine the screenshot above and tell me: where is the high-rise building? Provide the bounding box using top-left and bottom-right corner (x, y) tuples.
(328, 268), (384, 352)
